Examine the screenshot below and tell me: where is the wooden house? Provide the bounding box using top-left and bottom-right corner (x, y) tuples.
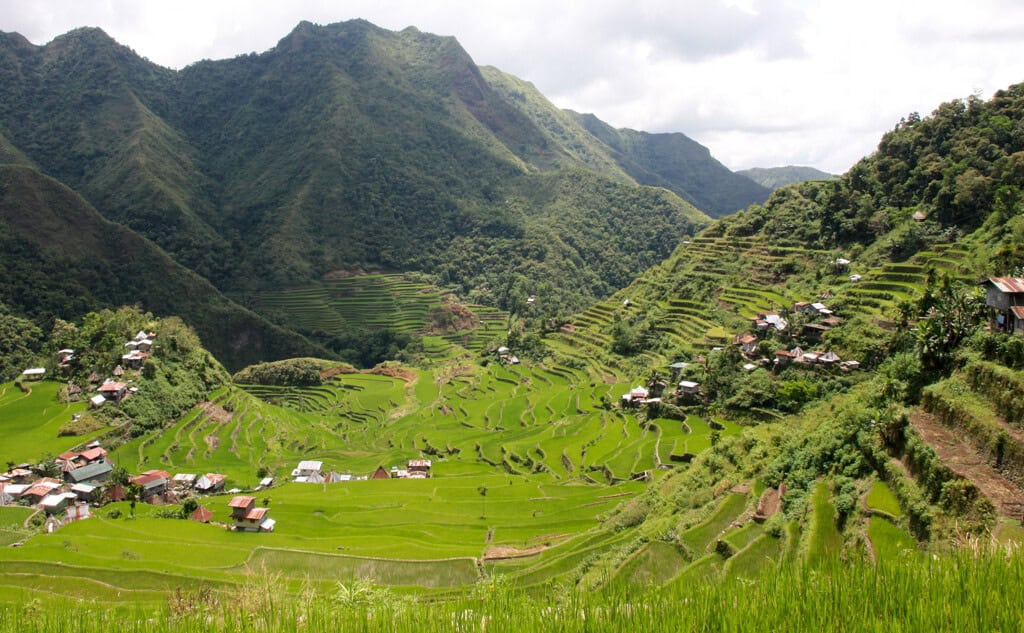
(372, 466), (390, 480)
(982, 277), (1024, 334)
(98, 381), (128, 403)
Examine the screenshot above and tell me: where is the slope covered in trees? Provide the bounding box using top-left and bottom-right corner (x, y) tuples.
(0, 20), (773, 352)
(0, 165), (327, 371)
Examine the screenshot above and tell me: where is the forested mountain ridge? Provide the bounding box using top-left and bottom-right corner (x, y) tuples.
(0, 20), (765, 342)
(0, 164), (329, 370)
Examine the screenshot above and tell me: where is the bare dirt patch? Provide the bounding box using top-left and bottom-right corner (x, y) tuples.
(482, 545), (547, 561)
(439, 405), (453, 415)
(199, 401), (234, 424)
(368, 366), (418, 385)
(753, 486), (783, 522)
(910, 409), (1024, 520)
(730, 482), (752, 495)
(320, 365), (358, 380)
(426, 299), (480, 335)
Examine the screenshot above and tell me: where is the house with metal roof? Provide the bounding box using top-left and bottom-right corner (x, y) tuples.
(982, 277), (1024, 334)
(228, 496), (274, 532)
(65, 461), (113, 485)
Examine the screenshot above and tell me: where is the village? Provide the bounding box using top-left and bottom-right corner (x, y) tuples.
(2, 327), (438, 536)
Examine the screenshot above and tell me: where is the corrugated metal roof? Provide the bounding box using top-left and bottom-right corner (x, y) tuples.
(1011, 306), (1024, 319)
(987, 277), (1024, 293)
(228, 495), (255, 508)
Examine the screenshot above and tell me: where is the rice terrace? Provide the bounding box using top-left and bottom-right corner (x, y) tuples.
(3, 11), (1024, 633)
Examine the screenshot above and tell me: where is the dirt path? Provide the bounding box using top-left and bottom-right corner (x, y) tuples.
(909, 410), (1024, 520)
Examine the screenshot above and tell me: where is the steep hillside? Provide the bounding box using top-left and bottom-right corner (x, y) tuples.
(738, 165), (834, 190)
(0, 20), (737, 328)
(0, 165), (328, 370)
(539, 84), (1024, 572)
(569, 111), (771, 216)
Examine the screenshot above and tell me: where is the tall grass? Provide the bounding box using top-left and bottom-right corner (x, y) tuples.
(3, 548), (1023, 632)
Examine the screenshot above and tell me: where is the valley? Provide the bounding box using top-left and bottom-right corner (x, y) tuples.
(1, 17), (1024, 633)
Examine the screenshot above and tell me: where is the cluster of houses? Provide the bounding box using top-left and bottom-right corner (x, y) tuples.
(372, 459), (432, 479)
(0, 444), (107, 531)
(291, 458), (433, 482)
(0, 441), (263, 533)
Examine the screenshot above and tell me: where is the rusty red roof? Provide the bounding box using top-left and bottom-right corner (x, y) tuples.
(228, 495), (255, 509)
(189, 506), (214, 523)
(987, 277), (1024, 294)
(98, 382), (128, 393)
(243, 507), (269, 521)
(1011, 306), (1024, 319)
(79, 447), (107, 461)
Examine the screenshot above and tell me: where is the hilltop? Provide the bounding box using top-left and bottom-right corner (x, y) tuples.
(0, 20), (772, 367)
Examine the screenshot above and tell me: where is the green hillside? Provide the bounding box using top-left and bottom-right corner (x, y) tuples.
(0, 20), (734, 336)
(0, 165), (327, 371)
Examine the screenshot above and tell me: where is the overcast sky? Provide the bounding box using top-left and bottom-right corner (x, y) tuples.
(3, 0), (1023, 174)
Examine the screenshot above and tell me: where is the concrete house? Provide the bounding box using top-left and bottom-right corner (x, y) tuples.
(228, 496), (274, 532)
(982, 277), (1024, 334)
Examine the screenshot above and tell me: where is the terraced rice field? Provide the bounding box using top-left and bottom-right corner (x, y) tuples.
(252, 273), (508, 357)
(0, 381), (97, 465)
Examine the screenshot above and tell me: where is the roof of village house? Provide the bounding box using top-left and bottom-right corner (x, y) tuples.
(984, 277), (1024, 293)
(79, 447), (107, 461)
(776, 349), (795, 357)
(21, 368), (45, 376)
(67, 461), (112, 483)
(199, 473), (226, 484)
(296, 460), (323, 472)
(58, 450), (78, 461)
(130, 470), (169, 486)
(22, 481), (62, 498)
(98, 381), (128, 393)
(408, 459), (432, 468)
(243, 507), (269, 521)
(820, 351), (841, 363)
(738, 334), (757, 344)
(630, 386), (649, 397)
(71, 482), (99, 494)
(190, 506), (213, 523)
(89, 395), (106, 406)
(228, 495), (255, 509)
(1012, 306), (1024, 319)
(678, 380), (700, 389)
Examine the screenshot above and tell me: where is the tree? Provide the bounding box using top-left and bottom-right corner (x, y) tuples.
(915, 281), (986, 371)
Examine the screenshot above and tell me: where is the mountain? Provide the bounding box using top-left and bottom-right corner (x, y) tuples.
(738, 165), (834, 190)
(0, 164), (328, 370)
(480, 67), (770, 216)
(0, 20), (762, 346)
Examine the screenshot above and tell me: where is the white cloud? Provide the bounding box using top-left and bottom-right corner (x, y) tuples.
(2, 0), (1024, 173)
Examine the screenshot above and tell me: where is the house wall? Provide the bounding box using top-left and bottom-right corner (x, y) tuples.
(987, 286), (1011, 310)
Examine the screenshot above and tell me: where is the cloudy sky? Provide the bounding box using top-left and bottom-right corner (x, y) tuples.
(3, 0), (1023, 174)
